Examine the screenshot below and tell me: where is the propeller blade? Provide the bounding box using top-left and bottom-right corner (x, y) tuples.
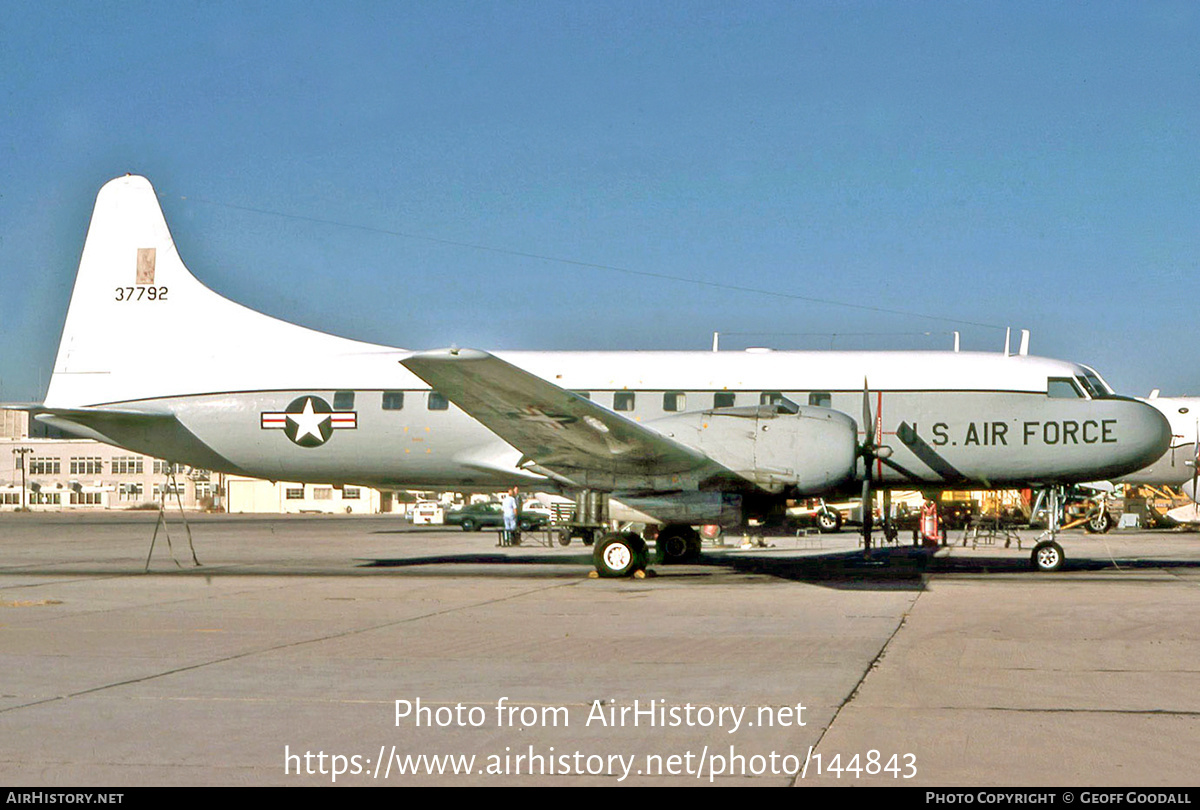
(860, 377), (874, 551)
(1192, 419), (1198, 504)
(861, 474), (873, 547)
(861, 378), (873, 451)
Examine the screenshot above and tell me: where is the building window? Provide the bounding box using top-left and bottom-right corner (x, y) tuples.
(334, 391), (355, 410)
(70, 491), (101, 505)
(153, 482), (186, 498)
(70, 457), (103, 475)
(428, 392), (449, 411)
(808, 392), (832, 408)
(112, 457), (144, 475)
(313, 487), (333, 500)
(153, 460), (180, 475)
(663, 392), (686, 412)
(382, 391), (405, 410)
(285, 487), (304, 500)
(29, 458), (60, 475)
(713, 392), (735, 408)
(343, 487), (361, 500)
(613, 392), (635, 412)
(118, 483), (144, 500)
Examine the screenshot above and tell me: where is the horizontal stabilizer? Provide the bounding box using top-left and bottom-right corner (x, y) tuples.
(25, 405), (242, 473)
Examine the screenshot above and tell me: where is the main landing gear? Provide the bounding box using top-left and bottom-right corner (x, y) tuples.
(591, 522), (703, 578)
(592, 532), (650, 578)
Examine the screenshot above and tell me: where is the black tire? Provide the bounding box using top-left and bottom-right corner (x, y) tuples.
(657, 525), (701, 564)
(1084, 511), (1113, 534)
(1031, 540), (1064, 572)
(556, 529), (571, 547)
(460, 519), (476, 532)
(593, 532), (647, 578)
(816, 509), (842, 533)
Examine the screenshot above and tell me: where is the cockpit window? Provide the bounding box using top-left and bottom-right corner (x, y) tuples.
(1075, 376), (1102, 399)
(1047, 378), (1084, 399)
(1079, 365), (1114, 397)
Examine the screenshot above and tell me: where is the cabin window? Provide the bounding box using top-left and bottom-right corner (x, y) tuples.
(760, 392), (799, 413)
(808, 392), (832, 408)
(613, 392), (635, 411)
(663, 392), (686, 412)
(428, 392), (449, 411)
(1047, 378), (1084, 399)
(333, 391), (355, 410)
(382, 391), (405, 410)
(713, 392), (735, 408)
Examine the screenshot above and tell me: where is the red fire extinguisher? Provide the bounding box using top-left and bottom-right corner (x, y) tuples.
(920, 499), (941, 546)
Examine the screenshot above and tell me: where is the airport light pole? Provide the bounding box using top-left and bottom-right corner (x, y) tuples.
(12, 447), (30, 510)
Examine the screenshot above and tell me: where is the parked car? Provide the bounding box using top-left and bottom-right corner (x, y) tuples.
(444, 501), (550, 532)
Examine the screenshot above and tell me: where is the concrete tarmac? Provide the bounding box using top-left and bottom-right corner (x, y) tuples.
(0, 512), (1196, 786)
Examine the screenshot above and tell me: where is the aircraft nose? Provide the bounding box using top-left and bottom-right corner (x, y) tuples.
(1124, 400), (1173, 473)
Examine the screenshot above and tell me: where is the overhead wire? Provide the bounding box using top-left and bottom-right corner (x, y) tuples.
(180, 193), (1008, 332)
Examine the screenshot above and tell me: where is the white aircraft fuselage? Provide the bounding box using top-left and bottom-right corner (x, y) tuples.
(30, 176), (1174, 531)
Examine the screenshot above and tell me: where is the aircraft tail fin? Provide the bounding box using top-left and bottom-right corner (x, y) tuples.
(45, 175), (390, 408)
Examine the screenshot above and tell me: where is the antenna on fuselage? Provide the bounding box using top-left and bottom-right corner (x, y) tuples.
(712, 332), (720, 352)
(953, 331), (960, 352)
(1019, 329), (1030, 356)
(1004, 327), (1011, 356)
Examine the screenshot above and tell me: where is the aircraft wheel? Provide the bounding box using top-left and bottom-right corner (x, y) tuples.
(657, 524), (701, 564)
(1031, 540), (1064, 572)
(816, 509), (842, 533)
(593, 532), (647, 578)
(1084, 511), (1113, 534)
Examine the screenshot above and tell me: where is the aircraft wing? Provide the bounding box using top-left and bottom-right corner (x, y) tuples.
(400, 348), (725, 485)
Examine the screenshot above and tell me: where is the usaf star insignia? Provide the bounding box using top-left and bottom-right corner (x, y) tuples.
(261, 396), (357, 448)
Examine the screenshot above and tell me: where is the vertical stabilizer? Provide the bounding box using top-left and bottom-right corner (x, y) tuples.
(45, 175), (394, 408)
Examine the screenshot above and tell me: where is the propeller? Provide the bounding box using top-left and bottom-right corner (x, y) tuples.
(859, 379), (893, 553)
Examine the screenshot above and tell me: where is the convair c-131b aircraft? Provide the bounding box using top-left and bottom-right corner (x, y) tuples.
(29, 175), (1172, 576)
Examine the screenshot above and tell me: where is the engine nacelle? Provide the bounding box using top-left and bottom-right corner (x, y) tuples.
(648, 405), (858, 494)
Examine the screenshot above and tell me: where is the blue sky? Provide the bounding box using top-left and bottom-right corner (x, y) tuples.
(2, 1), (1197, 400)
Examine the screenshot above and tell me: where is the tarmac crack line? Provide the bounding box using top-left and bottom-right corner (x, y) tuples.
(790, 589), (921, 787)
(0, 578), (583, 716)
